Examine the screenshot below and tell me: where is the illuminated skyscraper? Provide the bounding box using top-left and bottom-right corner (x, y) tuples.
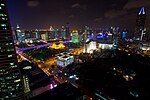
(72, 30), (79, 43)
(83, 26), (91, 52)
(84, 26), (90, 42)
(16, 24), (21, 42)
(0, 0), (24, 99)
(135, 7), (146, 39)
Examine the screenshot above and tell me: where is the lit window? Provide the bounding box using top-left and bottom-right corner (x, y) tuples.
(8, 86), (12, 88)
(13, 75), (17, 78)
(1, 4), (5, 6)
(10, 63), (14, 65)
(1, 24), (6, 27)
(2, 18), (6, 20)
(12, 88), (15, 91)
(8, 55), (12, 57)
(16, 84), (20, 86)
(6, 77), (12, 79)
(5, 96), (9, 98)
(7, 49), (14, 51)
(11, 65), (17, 68)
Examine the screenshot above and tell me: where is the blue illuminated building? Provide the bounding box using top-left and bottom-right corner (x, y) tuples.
(61, 31), (66, 39)
(90, 33), (94, 40)
(122, 31), (127, 38)
(96, 33), (108, 41)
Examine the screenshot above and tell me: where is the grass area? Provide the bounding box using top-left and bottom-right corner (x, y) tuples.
(24, 47), (67, 61)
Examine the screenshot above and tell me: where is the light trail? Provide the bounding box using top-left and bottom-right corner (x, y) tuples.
(18, 53), (31, 63)
(16, 40), (72, 52)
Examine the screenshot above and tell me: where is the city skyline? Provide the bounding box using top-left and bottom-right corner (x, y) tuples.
(6, 0), (150, 30)
(1, 0), (150, 99)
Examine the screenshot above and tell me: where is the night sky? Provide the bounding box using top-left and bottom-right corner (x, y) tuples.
(6, 0), (150, 30)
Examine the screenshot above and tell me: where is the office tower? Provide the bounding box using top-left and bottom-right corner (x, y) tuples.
(11, 27), (17, 44)
(35, 29), (40, 39)
(61, 26), (66, 39)
(65, 23), (70, 40)
(121, 28), (127, 39)
(83, 26), (89, 53)
(72, 30), (79, 43)
(49, 26), (54, 39)
(41, 33), (48, 41)
(54, 29), (59, 39)
(16, 24), (22, 42)
(0, 0), (24, 99)
(85, 26), (90, 42)
(135, 7), (146, 40)
(16, 24), (25, 43)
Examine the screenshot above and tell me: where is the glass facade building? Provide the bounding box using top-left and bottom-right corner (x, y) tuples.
(0, 0), (24, 99)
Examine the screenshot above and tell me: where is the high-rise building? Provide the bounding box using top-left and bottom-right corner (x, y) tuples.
(85, 26), (90, 42)
(16, 24), (25, 43)
(49, 26), (55, 39)
(83, 26), (90, 53)
(0, 0), (24, 99)
(65, 23), (70, 40)
(61, 26), (66, 39)
(72, 30), (79, 43)
(135, 7), (146, 39)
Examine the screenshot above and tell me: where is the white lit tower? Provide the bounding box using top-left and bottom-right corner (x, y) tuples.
(35, 29), (40, 39)
(49, 26), (54, 39)
(16, 24), (21, 41)
(49, 26), (54, 31)
(83, 26), (90, 52)
(135, 7), (146, 40)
